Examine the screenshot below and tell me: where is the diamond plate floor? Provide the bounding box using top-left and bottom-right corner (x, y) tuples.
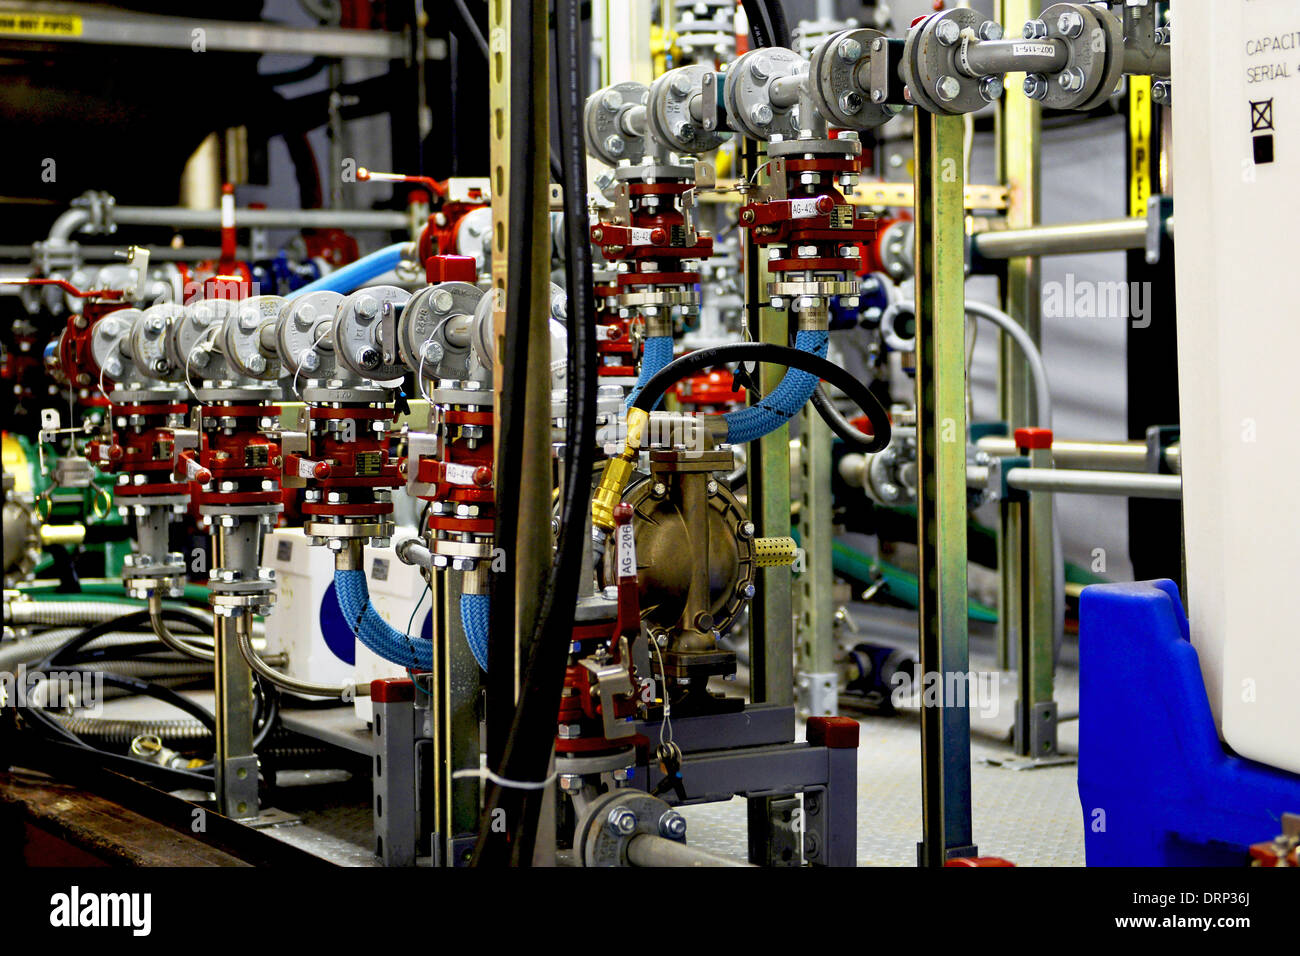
(679, 604), (1086, 867)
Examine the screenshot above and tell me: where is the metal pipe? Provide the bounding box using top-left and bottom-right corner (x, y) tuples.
(967, 465), (1181, 499)
(961, 39), (1068, 77)
(972, 216), (1173, 259)
(769, 74), (803, 110)
(625, 834), (754, 867)
(149, 592), (215, 662)
(234, 610), (365, 699)
(977, 436), (1181, 473)
(48, 208), (91, 243)
(112, 206), (410, 232)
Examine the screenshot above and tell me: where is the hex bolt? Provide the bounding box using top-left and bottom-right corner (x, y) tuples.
(979, 75), (1004, 102)
(749, 54), (771, 83)
(1151, 80), (1171, 105)
(1023, 73), (1049, 100)
(936, 75), (961, 102)
(300, 350), (320, 372)
(152, 358), (170, 374)
(670, 73), (693, 97)
(977, 20), (1004, 41)
(604, 134), (625, 156)
(355, 295), (379, 320)
(934, 19), (960, 46)
(606, 806), (638, 837)
(738, 520), (755, 539)
(100, 318), (122, 337)
(749, 103), (773, 127)
(659, 810), (687, 839)
(432, 288), (454, 313)
(146, 317), (166, 335)
(247, 353), (267, 374)
(838, 90), (863, 115)
(602, 89), (623, 111)
(1057, 68), (1085, 93)
(104, 357), (122, 378)
(836, 37), (862, 62)
(739, 582), (757, 599)
(238, 308), (260, 331)
(1057, 10), (1084, 38)
(678, 123), (696, 141)
(1023, 18), (1048, 39)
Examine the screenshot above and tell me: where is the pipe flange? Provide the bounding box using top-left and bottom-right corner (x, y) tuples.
(647, 65), (725, 155)
(89, 307), (142, 385)
(902, 8), (990, 115)
(334, 285), (410, 381)
(576, 790), (683, 867)
(1036, 2), (1124, 112)
(171, 299), (236, 382)
(276, 290), (343, 379)
(769, 279), (862, 298)
(223, 295), (285, 382)
(585, 82), (650, 167)
(808, 28), (897, 131)
(399, 281), (483, 376)
(131, 304), (186, 383)
(766, 136), (863, 158)
(724, 47), (805, 140)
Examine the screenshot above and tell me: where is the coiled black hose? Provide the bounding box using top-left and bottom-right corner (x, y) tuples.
(631, 341), (892, 453)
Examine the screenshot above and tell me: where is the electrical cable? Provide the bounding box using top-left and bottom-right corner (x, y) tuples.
(632, 341), (892, 453)
(472, 0), (598, 867)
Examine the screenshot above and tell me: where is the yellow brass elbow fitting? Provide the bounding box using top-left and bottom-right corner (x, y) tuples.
(592, 407), (650, 532)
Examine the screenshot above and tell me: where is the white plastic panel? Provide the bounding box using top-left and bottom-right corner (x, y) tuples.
(1174, 0), (1300, 773)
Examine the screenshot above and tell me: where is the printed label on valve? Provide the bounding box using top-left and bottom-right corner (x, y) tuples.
(629, 227), (655, 245)
(1012, 42), (1058, 58)
(789, 198), (821, 219)
(616, 521), (637, 579)
(297, 458), (318, 479)
(444, 462), (478, 485)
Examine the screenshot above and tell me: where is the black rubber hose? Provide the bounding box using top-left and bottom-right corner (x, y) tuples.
(763, 0), (792, 49)
(741, 0), (775, 48)
(632, 342), (892, 453)
(41, 608), (211, 669)
(483, 0), (538, 789)
(810, 382), (883, 451)
(474, 0), (599, 867)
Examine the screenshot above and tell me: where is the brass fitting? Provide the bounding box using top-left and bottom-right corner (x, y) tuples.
(592, 406), (650, 532)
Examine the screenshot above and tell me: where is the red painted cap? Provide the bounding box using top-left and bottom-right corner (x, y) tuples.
(807, 716), (860, 749)
(945, 856), (1016, 867)
(371, 678), (415, 703)
(425, 254), (476, 284)
(1013, 427), (1053, 450)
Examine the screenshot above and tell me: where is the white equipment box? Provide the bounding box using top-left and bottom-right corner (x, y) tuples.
(1174, 0), (1300, 773)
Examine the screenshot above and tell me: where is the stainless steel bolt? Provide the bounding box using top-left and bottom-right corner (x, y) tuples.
(749, 54), (771, 83)
(300, 350), (320, 372)
(247, 353), (266, 374)
(670, 73), (693, 97)
(1057, 10), (1084, 39)
(1023, 18), (1048, 40)
(978, 21), (1004, 41)
(1023, 73), (1049, 100)
(607, 806), (638, 837)
(838, 90), (863, 115)
(238, 308), (260, 331)
(432, 289), (454, 313)
(979, 75), (1004, 102)
(604, 134), (625, 156)
(1058, 68), (1085, 93)
(837, 37), (862, 62)
(934, 19), (960, 46)
(936, 75), (961, 102)
(355, 295), (379, 319)
(749, 103), (773, 127)
(602, 89), (623, 111)
(658, 810), (687, 839)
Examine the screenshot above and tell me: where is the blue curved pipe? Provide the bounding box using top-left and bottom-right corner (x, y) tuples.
(284, 243), (407, 300)
(722, 329), (829, 444)
(626, 335), (674, 409)
(459, 593), (490, 672)
(333, 569), (432, 670)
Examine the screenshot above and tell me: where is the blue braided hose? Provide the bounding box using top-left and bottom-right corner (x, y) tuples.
(722, 328), (829, 444)
(625, 335), (674, 409)
(284, 243), (407, 300)
(459, 592), (491, 672)
(333, 569), (432, 670)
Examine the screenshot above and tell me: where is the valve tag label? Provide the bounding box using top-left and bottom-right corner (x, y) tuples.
(1012, 42), (1058, 57)
(629, 227), (655, 245)
(444, 462), (477, 485)
(297, 458), (318, 479)
(184, 458), (205, 480)
(790, 198), (821, 218)
(616, 522), (637, 579)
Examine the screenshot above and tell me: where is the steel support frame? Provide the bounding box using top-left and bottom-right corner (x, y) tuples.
(913, 110), (976, 865)
(796, 409), (837, 716)
(995, 0), (1057, 753)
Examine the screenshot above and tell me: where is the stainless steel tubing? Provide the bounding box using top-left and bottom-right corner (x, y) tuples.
(233, 610), (367, 699)
(112, 206), (410, 232)
(971, 217), (1173, 259)
(976, 436), (1181, 473)
(149, 593), (215, 662)
(967, 465), (1181, 499)
(625, 834), (755, 867)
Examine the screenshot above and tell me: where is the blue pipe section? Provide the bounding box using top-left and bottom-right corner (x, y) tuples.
(333, 569), (432, 670)
(284, 243), (407, 300)
(625, 335), (674, 409)
(722, 329), (829, 444)
(459, 593), (491, 672)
